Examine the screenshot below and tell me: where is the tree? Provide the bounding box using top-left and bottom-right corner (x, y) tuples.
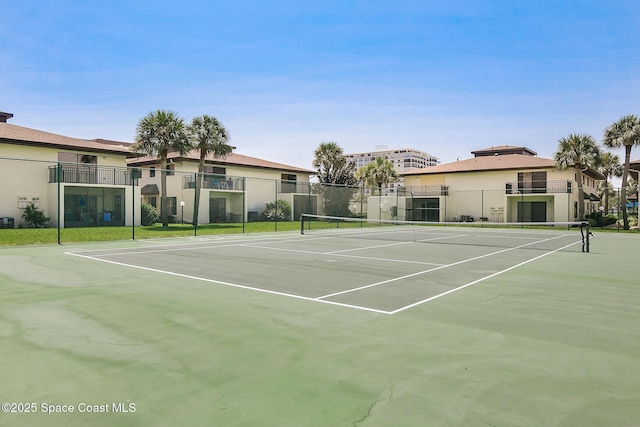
(312, 142), (358, 216)
(554, 133), (600, 221)
(356, 157), (398, 195)
(21, 203), (50, 228)
(140, 203), (160, 226)
(312, 142), (357, 186)
(603, 114), (640, 230)
(187, 115), (232, 227)
(132, 110), (191, 227)
(596, 151), (622, 213)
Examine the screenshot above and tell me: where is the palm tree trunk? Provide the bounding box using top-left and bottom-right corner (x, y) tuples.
(603, 178), (610, 214)
(193, 156), (205, 228)
(621, 146), (631, 229)
(576, 167), (585, 220)
(160, 157), (168, 227)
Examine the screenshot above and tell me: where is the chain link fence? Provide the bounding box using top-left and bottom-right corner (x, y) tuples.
(0, 156), (636, 246)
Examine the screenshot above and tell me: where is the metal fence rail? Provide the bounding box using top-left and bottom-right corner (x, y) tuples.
(0, 156), (635, 245)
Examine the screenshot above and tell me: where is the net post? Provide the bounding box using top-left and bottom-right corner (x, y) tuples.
(579, 221), (590, 253)
(585, 222), (590, 253)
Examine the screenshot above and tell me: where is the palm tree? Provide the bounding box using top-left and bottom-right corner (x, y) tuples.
(312, 142), (357, 216)
(554, 133), (600, 221)
(312, 142), (357, 185)
(596, 151), (622, 213)
(356, 157), (398, 195)
(188, 115), (232, 227)
(132, 110), (191, 227)
(603, 114), (640, 229)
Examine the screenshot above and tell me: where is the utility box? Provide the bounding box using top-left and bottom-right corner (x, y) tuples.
(0, 217), (15, 229)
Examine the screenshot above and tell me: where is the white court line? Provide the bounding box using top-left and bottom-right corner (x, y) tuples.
(68, 234), (328, 257)
(322, 233), (467, 253)
(324, 240), (414, 253)
(65, 232), (583, 315)
(389, 239), (582, 314)
(239, 243), (445, 266)
(70, 233), (446, 266)
(65, 251), (393, 315)
(316, 233), (573, 300)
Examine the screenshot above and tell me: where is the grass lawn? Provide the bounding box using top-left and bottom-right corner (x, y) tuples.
(0, 222), (304, 246)
(1, 220), (638, 246)
(0, 217), (393, 246)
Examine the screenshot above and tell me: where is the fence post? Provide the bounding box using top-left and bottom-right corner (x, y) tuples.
(131, 167), (136, 240)
(443, 189), (447, 222)
(274, 179), (278, 232)
(308, 181), (311, 217)
(617, 187), (620, 232)
(360, 186), (363, 219)
(193, 172), (198, 236)
(57, 162), (61, 245)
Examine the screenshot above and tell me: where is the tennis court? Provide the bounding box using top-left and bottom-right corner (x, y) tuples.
(66, 220), (589, 314)
(1, 223), (639, 427)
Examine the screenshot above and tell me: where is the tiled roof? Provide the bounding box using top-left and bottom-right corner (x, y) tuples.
(0, 123), (132, 155)
(471, 145), (537, 157)
(141, 184), (159, 195)
(401, 154), (604, 179)
(128, 149), (315, 174)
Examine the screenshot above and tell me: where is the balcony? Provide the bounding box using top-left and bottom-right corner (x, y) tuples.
(49, 164), (138, 186)
(505, 180), (572, 194)
(183, 175), (244, 191)
(397, 185), (449, 197)
(278, 181), (313, 194)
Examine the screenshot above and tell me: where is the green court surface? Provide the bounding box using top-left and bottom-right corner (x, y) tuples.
(0, 229), (638, 426)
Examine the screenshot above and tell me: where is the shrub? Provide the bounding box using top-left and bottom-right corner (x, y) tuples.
(617, 215), (638, 228)
(587, 212), (617, 227)
(21, 203), (50, 228)
(260, 200), (292, 221)
(140, 204), (160, 226)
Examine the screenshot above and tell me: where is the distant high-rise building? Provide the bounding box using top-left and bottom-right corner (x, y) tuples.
(345, 146), (440, 173)
(345, 146), (440, 194)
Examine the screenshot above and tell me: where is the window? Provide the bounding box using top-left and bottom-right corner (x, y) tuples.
(280, 174), (297, 193)
(58, 153), (97, 164)
(161, 197), (177, 216)
(166, 164), (175, 176)
(517, 171), (547, 194)
(506, 183), (513, 194)
(149, 197), (157, 209)
(204, 166), (226, 175)
(150, 167), (156, 178)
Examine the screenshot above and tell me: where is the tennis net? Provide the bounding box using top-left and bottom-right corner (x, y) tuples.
(300, 214), (591, 252)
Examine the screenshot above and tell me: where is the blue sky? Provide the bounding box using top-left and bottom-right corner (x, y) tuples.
(2, 0), (638, 170)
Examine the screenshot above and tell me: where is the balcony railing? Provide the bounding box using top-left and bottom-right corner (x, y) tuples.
(183, 175), (245, 191)
(277, 181), (314, 194)
(49, 164), (138, 186)
(505, 180), (572, 194)
(397, 185), (449, 197)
